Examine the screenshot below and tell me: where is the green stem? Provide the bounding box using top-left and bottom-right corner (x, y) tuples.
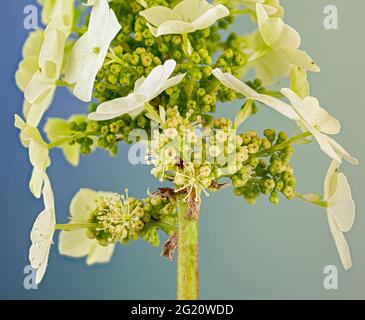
(295, 193), (328, 208)
(48, 131), (97, 149)
(55, 223), (99, 231)
(177, 196), (199, 300)
(256, 131), (312, 157)
(56, 80), (72, 88)
(231, 9), (251, 15)
(182, 34), (192, 57)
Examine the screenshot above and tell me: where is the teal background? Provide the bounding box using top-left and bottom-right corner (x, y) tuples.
(1, 0), (364, 299)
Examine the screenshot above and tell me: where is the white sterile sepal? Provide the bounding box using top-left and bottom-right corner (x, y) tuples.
(249, 3), (319, 84)
(15, 115), (51, 199)
(29, 175), (56, 284)
(89, 59), (186, 120)
(139, 0), (229, 37)
(212, 68), (299, 120)
(324, 161), (355, 270)
(64, 0), (122, 102)
(281, 88), (358, 165)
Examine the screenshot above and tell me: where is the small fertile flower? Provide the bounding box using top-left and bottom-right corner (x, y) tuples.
(64, 0), (122, 102)
(58, 189), (115, 265)
(139, 0), (229, 37)
(15, 115), (51, 199)
(212, 68), (299, 120)
(174, 163), (211, 199)
(248, 3), (320, 84)
(29, 175), (56, 284)
(324, 161), (355, 270)
(281, 88), (359, 165)
(88, 59), (186, 120)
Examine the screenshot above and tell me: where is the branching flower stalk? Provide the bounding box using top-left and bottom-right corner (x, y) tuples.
(15, 0), (359, 298)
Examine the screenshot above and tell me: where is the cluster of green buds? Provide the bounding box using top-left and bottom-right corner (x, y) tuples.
(55, 111), (150, 157)
(230, 129), (296, 205)
(88, 0), (240, 124)
(144, 107), (297, 206)
(86, 190), (178, 247)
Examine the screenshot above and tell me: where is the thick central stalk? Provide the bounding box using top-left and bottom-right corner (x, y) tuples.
(177, 197), (199, 300)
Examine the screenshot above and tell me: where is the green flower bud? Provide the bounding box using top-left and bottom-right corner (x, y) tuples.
(201, 104), (211, 113)
(264, 129), (276, 141)
(204, 56), (212, 64)
(191, 52), (201, 64)
(233, 188), (243, 196)
(110, 64), (122, 75)
(234, 54), (246, 66)
(278, 131), (288, 141)
(107, 74), (118, 84)
(151, 195), (162, 207)
(172, 35), (182, 45)
(101, 125), (110, 135)
(141, 54), (153, 67)
(145, 38), (155, 47)
(264, 179), (275, 190)
(109, 122), (120, 133)
(275, 180), (284, 191)
(153, 56), (162, 65)
(142, 29), (153, 39)
(262, 138), (272, 149)
(202, 66), (212, 76)
(223, 49), (234, 59)
(80, 145), (91, 155)
(187, 100), (197, 109)
(249, 158), (259, 167)
(269, 192), (280, 204)
(233, 177), (245, 188)
(119, 76), (130, 86)
(203, 94), (213, 104)
(135, 31), (143, 41)
(191, 69), (202, 80)
(282, 186), (295, 199)
(198, 48), (209, 59)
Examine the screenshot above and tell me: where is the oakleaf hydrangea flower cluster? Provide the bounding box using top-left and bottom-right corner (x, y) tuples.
(15, 0), (358, 298)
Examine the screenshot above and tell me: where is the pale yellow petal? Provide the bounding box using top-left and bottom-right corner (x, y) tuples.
(24, 71), (56, 104)
(329, 173), (355, 232)
(15, 57), (39, 92)
(290, 66), (309, 99)
(86, 243), (115, 265)
(276, 48), (320, 72)
(192, 5), (230, 30)
(70, 188), (98, 222)
(22, 29), (44, 58)
(139, 6), (181, 27)
(58, 229), (94, 258)
(323, 160), (340, 201)
(26, 90), (55, 127)
(174, 0), (213, 21)
(156, 20), (196, 36)
(327, 214), (352, 270)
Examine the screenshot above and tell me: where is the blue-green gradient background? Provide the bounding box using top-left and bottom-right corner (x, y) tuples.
(1, 0), (364, 299)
